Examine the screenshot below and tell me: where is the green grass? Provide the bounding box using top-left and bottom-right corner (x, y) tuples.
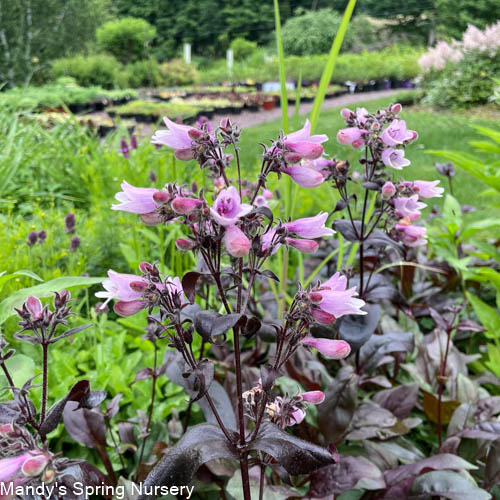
(237, 96), (500, 218)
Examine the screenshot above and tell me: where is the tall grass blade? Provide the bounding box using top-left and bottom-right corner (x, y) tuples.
(273, 0), (289, 134)
(309, 0), (357, 133)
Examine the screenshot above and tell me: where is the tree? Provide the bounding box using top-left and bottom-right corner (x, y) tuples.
(96, 17), (156, 63)
(0, 0), (109, 88)
(435, 0), (500, 39)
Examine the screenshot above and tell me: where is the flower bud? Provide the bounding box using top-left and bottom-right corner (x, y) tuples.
(38, 230), (47, 243)
(153, 191), (171, 203)
(54, 290), (70, 309)
(141, 212), (163, 226)
(286, 238), (318, 253)
(283, 152), (302, 164)
(69, 236), (80, 251)
(129, 281), (148, 292)
(175, 238), (196, 251)
(299, 391), (325, 404)
(351, 138), (365, 149)
(390, 103), (402, 114)
(139, 262), (154, 274)
(340, 108), (352, 120)
(381, 181), (396, 200)
(22, 454), (49, 477)
(26, 296), (43, 321)
(188, 128), (204, 141)
(114, 300), (147, 317)
(174, 148), (195, 161)
(301, 337), (351, 359)
(172, 197), (203, 214)
(27, 231), (38, 246)
(42, 468), (55, 483)
(311, 308), (336, 325)
(224, 225), (251, 258)
(308, 292), (323, 304)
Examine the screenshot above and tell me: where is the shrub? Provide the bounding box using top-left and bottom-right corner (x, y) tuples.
(422, 52), (500, 108)
(419, 21), (500, 107)
(51, 54), (122, 89)
(96, 17), (156, 64)
(159, 59), (200, 87)
(230, 38), (258, 60)
(121, 58), (164, 88)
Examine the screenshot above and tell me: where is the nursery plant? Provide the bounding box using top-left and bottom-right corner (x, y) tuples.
(3, 98), (498, 499)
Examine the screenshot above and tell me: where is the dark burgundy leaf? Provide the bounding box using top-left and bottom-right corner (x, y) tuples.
(408, 470), (491, 500)
(137, 424), (238, 500)
(182, 272), (201, 304)
(256, 321), (280, 342)
(253, 205), (273, 224)
(362, 181), (380, 190)
(308, 456), (385, 497)
(485, 438), (500, 490)
(243, 316), (261, 337)
(81, 390), (107, 409)
(106, 394), (122, 419)
(63, 401), (106, 449)
(259, 269), (280, 282)
(210, 313), (244, 337)
(459, 421), (500, 440)
(385, 454), (477, 486)
(317, 365), (359, 443)
(132, 368), (154, 385)
(363, 274), (398, 302)
(429, 308), (448, 331)
(118, 422), (137, 446)
(373, 383), (419, 419)
(333, 199), (348, 213)
(455, 320), (485, 333)
(250, 422), (335, 475)
(39, 380), (91, 436)
(194, 310), (219, 342)
(260, 364), (280, 393)
(338, 303), (380, 352)
(334, 219), (360, 242)
(56, 463), (111, 500)
(359, 331), (413, 374)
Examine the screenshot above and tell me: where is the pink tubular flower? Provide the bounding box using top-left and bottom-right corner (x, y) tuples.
(172, 197), (203, 214)
(285, 212), (334, 239)
(281, 164), (325, 188)
(286, 238), (318, 253)
(301, 337), (351, 359)
(0, 453), (32, 483)
(309, 272), (366, 319)
(299, 391), (325, 404)
(96, 270), (148, 302)
(337, 127), (367, 147)
(210, 186), (252, 226)
(381, 120), (417, 147)
(224, 225), (251, 257)
(381, 148), (411, 170)
(263, 189), (274, 200)
(253, 195), (269, 208)
(381, 181), (396, 200)
(151, 117), (198, 160)
(394, 195), (427, 221)
(396, 223), (427, 247)
(412, 180), (444, 198)
(283, 119), (328, 160)
(111, 181), (158, 214)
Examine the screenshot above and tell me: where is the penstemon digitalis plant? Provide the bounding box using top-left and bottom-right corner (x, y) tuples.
(0, 104), (446, 499)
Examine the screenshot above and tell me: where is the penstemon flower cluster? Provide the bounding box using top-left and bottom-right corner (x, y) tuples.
(0, 103), (446, 499)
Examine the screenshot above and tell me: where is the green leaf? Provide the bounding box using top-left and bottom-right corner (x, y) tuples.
(0, 270), (44, 294)
(472, 125), (500, 144)
(466, 292), (500, 345)
(0, 354), (35, 388)
(0, 276), (105, 325)
(309, 0), (357, 133)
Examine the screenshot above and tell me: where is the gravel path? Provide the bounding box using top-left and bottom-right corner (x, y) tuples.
(206, 89), (400, 130)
